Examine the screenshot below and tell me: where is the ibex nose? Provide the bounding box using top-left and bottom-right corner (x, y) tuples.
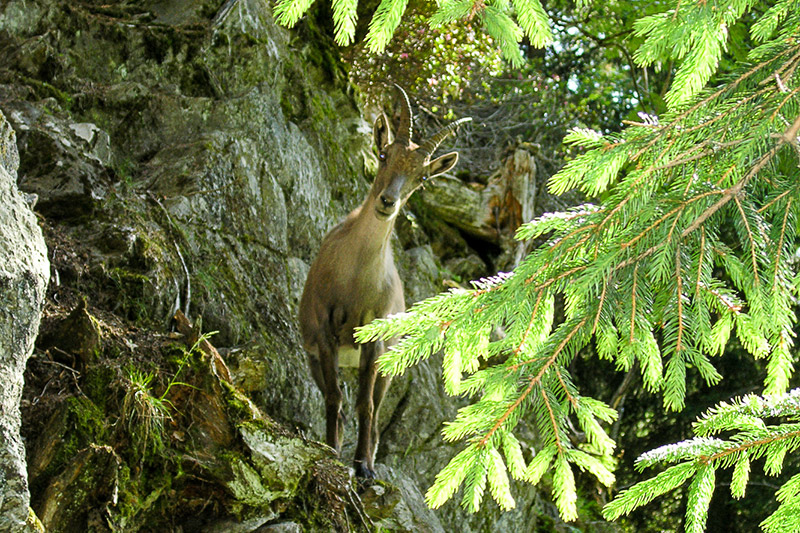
(379, 194), (397, 210)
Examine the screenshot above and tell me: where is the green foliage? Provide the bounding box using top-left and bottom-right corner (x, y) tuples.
(346, 0), (653, 203)
(604, 390), (800, 533)
(365, 0), (410, 52)
(273, 0), (318, 34)
(332, 0), (358, 45)
(511, 0), (550, 47)
(346, 12), (505, 114)
(356, 0), (800, 525)
(272, 0), (551, 64)
(632, 0), (756, 108)
(123, 366), (172, 458)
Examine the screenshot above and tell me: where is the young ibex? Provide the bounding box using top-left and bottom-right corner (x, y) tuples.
(299, 85), (470, 478)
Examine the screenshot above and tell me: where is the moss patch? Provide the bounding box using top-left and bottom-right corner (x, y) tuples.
(27, 396), (108, 500)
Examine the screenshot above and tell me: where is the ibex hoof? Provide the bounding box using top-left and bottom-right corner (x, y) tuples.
(354, 461), (377, 479)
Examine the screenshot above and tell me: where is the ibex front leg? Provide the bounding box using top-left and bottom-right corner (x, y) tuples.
(354, 340), (382, 478)
(316, 338), (343, 454)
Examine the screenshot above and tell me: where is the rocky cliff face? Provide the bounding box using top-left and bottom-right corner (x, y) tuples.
(0, 1), (551, 531)
(0, 111), (49, 531)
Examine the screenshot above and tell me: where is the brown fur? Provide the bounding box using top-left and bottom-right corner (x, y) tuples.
(299, 88), (465, 478)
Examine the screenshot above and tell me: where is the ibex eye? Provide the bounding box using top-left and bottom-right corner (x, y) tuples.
(421, 175), (428, 181)
(379, 152), (386, 161)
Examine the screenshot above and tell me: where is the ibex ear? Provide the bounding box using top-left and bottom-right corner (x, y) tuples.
(373, 113), (392, 150)
(427, 152), (459, 177)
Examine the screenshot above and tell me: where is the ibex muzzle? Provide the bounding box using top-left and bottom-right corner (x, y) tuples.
(299, 85), (470, 478)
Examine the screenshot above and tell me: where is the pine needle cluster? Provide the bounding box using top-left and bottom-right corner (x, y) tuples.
(272, 0), (551, 64)
(603, 390), (800, 533)
(356, 0), (800, 526)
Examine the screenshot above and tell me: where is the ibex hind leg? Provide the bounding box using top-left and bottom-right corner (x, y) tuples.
(370, 373), (391, 463)
(370, 333), (397, 465)
(354, 342), (381, 479)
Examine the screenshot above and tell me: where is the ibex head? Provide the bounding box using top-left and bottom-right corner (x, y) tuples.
(371, 85), (471, 220)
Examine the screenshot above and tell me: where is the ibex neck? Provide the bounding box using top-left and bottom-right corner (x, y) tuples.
(350, 196), (396, 257)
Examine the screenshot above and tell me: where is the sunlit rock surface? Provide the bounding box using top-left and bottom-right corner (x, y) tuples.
(0, 110), (49, 532)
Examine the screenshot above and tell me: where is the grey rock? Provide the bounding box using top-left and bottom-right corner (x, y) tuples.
(371, 465), (446, 533)
(203, 516), (272, 533)
(8, 101), (110, 219)
(255, 521), (302, 533)
(202, 517), (305, 533)
(0, 109), (19, 175)
(401, 245), (441, 304)
(0, 110), (49, 532)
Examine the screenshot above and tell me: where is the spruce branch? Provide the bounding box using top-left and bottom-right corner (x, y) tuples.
(694, 227), (705, 301)
(629, 262), (638, 344)
(358, 0), (800, 523)
(527, 265), (587, 290)
(680, 112), (800, 240)
(626, 45), (800, 162)
(675, 243), (684, 353)
(770, 86), (800, 121)
(592, 278), (608, 334)
(540, 388), (563, 452)
(772, 198), (792, 286)
(512, 290), (544, 356)
(733, 195), (760, 281)
(607, 391), (800, 527)
(480, 317), (588, 447)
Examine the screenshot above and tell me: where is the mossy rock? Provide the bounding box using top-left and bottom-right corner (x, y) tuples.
(82, 364), (117, 412)
(27, 396), (108, 505)
(35, 445), (121, 533)
(38, 299), (102, 369)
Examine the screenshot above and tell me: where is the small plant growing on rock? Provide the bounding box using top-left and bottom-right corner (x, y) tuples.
(121, 334), (206, 459)
(122, 367), (172, 458)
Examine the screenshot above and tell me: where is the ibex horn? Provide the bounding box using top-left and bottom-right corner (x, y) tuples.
(419, 117), (472, 158)
(393, 83), (413, 146)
